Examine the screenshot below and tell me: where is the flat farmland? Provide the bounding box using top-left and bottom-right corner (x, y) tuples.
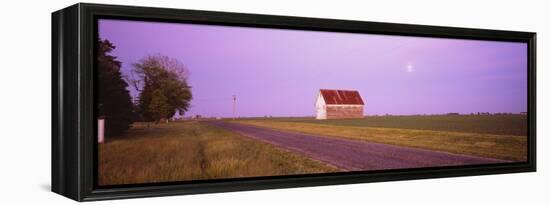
(233, 115), (527, 161)
(98, 115), (527, 185)
(244, 115), (527, 136)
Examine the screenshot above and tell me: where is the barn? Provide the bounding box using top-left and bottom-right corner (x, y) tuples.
(315, 89), (365, 120)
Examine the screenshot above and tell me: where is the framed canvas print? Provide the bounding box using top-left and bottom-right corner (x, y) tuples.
(52, 3), (536, 201)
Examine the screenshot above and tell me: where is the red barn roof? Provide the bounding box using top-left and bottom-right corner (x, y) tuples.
(319, 89), (364, 105)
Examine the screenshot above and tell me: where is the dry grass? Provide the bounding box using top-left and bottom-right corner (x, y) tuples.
(233, 120), (527, 162)
(98, 121), (338, 186)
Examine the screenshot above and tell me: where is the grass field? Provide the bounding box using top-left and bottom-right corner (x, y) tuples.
(98, 121), (338, 185)
(244, 115), (527, 136)
(99, 115), (527, 185)
(233, 115), (527, 161)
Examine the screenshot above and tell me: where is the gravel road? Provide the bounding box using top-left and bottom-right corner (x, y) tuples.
(206, 121), (506, 171)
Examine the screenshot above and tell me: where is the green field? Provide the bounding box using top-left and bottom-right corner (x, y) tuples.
(233, 115), (527, 161)
(243, 115), (527, 136)
(98, 121), (337, 185)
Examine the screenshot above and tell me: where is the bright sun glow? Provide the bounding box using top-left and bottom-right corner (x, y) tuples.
(406, 64), (414, 73)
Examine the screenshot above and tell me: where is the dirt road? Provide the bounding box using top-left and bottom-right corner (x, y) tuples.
(205, 121), (506, 171)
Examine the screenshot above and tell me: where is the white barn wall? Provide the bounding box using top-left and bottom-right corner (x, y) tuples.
(325, 105), (364, 119)
(315, 93), (327, 119)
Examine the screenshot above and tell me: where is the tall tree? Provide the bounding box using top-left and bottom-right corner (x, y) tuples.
(131, 55), (192, 122)
(97, 39), (135, 136)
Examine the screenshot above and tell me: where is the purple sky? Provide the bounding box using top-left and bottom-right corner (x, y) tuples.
(98, 19), (527, 117)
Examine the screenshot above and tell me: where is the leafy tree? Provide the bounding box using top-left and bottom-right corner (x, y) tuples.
(97, 39), (135, 136)
(148, 90), (171, 121)
(130, 55), (192, 123)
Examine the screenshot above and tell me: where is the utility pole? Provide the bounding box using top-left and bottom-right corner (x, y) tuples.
(232, 94), (236, 120)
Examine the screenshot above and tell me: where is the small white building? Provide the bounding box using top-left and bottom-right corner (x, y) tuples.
(315, 89), (365, 120)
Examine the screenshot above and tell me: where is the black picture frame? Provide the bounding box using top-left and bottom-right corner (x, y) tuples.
(52, 3), (536, 201)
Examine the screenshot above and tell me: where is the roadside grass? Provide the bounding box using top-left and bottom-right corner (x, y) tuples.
(98, 121), (338, 186)
(242, 115), (527, 136)
(231, 120), (527, 162)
